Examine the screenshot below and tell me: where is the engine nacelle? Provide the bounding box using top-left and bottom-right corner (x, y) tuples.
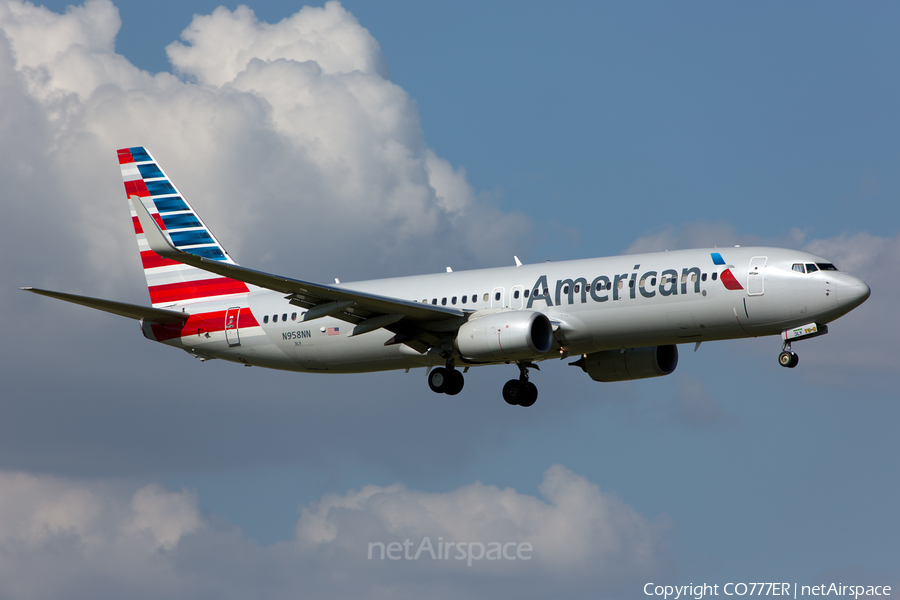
(573, 345), (678, 382)
(455, 311), (553, 361)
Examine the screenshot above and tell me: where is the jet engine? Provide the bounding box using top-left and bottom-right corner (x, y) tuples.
(455, 311), (553, 361)
(572, 345), (678, 382)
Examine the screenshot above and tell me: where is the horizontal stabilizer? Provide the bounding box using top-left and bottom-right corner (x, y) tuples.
(21, 287), (188, 324)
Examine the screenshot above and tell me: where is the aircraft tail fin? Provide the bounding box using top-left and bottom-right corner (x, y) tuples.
(118, 147), (252, 308)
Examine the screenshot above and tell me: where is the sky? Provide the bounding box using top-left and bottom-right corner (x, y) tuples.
(1, 1), (898, 598)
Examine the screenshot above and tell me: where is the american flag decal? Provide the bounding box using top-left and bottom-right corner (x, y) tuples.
(327, 327), (340, 336)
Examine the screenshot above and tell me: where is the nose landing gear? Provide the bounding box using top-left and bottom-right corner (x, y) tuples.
(778, 341), (799, 369)
(778, 323), (828, 369)
(502, 362), (539, 407)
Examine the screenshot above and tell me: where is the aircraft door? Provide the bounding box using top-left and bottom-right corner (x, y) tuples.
(225, 307), (241, 346)
(491, 287), (505, 308)
(510, 285), (524, 309)
(748, 256), (767, 296)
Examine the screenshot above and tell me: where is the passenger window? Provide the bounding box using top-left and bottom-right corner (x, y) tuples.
(629, 279), (635, 288)
(441, 297), (447, 306)
(617, 280), (624, 289)
(461, 296), (467, 304)
(596, 282), (603, 292)
(681, 274), (687, 283)
(792, 264), (805, 273)
(483, 293), (489, 302)
(513, 290), (520, 299)
(472, 295), (477, 303)
(263, 315), (269, 324)
(712, 272), (718, 281)
(701, 273), (707, 282)
(563, 285), (569, 294)
(574, 284), (580, 293)
(451, 296), (457, 305)
(691, 273), (697, 282)
(282, 313), (287, 321)
(494, 292), (501, 301)
(292, 312), (297, 321)
(432, 298), (437, 305)
(524, 289), (529, 298)
(806, 263), (819, 273)
(273, 314), (278, 322)
(543, 288), (549, 296)
(651, 278), (657, 286)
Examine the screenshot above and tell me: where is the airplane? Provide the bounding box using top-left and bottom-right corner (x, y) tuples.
(23, 147), (871, 407)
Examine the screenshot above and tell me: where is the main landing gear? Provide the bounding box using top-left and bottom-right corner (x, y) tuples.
(427, 361), (540, 407)
(778, 341), (799, 369)
(428, 365), (465, 395)
(502, 362), (539, 408)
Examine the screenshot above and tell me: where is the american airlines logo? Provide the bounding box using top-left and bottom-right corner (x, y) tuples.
(526, 254), (740, 309)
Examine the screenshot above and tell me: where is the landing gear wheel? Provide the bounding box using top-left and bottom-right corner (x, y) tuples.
(502, 380), (524, 405)
(778, 351), (799, 368)
(428, 367), (450, 393)
(519, 382), (538, 407)
(445, 369), (465, 395)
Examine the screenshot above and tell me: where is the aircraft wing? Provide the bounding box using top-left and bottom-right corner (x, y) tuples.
(132, 197), (466, 351)
(21, 287), (188, 324)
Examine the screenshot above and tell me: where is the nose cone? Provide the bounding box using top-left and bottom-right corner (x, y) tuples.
(836, 274), (871, 310)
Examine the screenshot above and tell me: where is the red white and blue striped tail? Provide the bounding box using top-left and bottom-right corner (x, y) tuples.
(118, 147), (253, 308)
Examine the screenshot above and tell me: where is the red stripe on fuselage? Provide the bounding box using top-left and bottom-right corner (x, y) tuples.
(150, 307), (259, 342)
(149, 278), (250, 304)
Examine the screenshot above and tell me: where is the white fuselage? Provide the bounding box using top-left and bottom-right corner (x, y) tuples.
(142, 246), (869, 373)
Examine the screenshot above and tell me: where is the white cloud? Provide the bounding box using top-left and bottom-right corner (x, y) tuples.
(124, 484), (201, 551)
(297, 464), (669, 578)
(0, 472), (199, 556)
(0, 0), (530, 297)
(166, 3), (389, 86)
(0, 466), (671, 599)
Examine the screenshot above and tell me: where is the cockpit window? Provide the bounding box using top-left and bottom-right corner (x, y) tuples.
(792, 263), (805, 273)
(805, 263), (819, 273)
(816, 263), (838, 271)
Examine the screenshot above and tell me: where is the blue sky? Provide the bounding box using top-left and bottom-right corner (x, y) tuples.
(1, 1), (898, 598)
